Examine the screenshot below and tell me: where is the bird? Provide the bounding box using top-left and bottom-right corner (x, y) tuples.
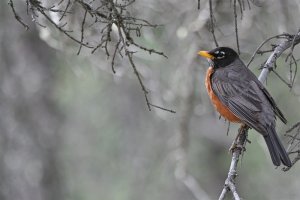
(198, 46), (292, 167)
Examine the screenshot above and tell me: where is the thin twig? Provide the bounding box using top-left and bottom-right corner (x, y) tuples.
(23, 0), (170, 112)
(8, 0), (29, 30)
(258, 33), (300, 83)
(77, 9), (88, 55)
(289, 28), (300, 53)
(59, 0), (71, 21)
(290, 55), (298, 89)
(247, 34), (288, 67)
(271, 68), (292, 88)
(209, 0), (219, 47)
(148, 103), (176, 113)
(237, 0), (243, 19)
(257, 48), (277, 55)
(126, 50), (151, 110)
(131, 41), (168, 58)
(246, 0), (251, 9)
(111, 40), (121, 73)
(226, 121), (230, 136)
(283, 121), (300, 172)
(36, 4), (93, 48)
(233, 0), (240, 54)
(286, 122), (300, 133)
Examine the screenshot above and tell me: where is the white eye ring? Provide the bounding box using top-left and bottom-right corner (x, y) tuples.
(216, 51), (225, 59)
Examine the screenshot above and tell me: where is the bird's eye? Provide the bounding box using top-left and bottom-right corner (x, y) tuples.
(216, 51), (225, 59)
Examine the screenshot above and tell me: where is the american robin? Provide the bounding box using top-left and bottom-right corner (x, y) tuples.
(198, 47), (291, 167)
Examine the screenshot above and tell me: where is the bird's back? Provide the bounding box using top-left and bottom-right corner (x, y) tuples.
(210, 58), (285, 134)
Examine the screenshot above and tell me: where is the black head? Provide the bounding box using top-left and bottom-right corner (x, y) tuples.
(198, 47), (239, 68)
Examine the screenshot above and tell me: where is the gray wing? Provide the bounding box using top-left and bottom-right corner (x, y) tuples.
(210, 60), (285, 134)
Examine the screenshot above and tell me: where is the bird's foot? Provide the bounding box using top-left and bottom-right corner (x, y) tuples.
(229, 124), (249, 154)
(229, 141), (245, 154)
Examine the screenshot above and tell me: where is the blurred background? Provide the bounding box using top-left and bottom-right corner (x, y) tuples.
(1, 0), (300, 199)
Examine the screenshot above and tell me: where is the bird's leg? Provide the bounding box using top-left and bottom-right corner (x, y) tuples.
(229, 124), (249, 153)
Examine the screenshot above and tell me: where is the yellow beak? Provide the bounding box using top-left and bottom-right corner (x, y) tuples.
(198, 51), (215, 59)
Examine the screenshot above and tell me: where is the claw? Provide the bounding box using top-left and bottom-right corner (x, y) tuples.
(229, 142), (245, 154)
(229, 124), (249, 154)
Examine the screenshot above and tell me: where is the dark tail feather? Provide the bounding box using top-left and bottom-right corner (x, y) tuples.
(264, 127), (292, 167)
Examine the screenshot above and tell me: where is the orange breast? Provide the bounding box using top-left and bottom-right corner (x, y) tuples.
(205, 67), (241, 123)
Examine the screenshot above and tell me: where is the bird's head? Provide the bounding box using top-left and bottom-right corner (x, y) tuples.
(198, 47), (239, 68)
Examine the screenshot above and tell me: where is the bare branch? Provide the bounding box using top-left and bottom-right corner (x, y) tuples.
(226, 122), (231, 136)
(258, 33), (300, 83)
(111, 40), (121, 73)
(233, 0), (240, 54)
(131, 41), (168, 58)
(289, 55), (297, 89)
(34, 2), (93, 48)
(59, 0), (71, 21)
(148, 103), (176, 113)
(126, 50), (151, 111)
(237, 0), (243, 19)
(247, 34), (288, 67)
(218, 126), (249, 200)
(283, 122), (300, 171)
(271, 68), (292, 88)
(286, 122), (300, 134)
(10, 0), (172, 113)
(77, 9), (88, 55)
(209, 0), (219, 47)
(8, 0), (29, 30)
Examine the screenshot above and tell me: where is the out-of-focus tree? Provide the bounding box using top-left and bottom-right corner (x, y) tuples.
(0, 1), (63, 200)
